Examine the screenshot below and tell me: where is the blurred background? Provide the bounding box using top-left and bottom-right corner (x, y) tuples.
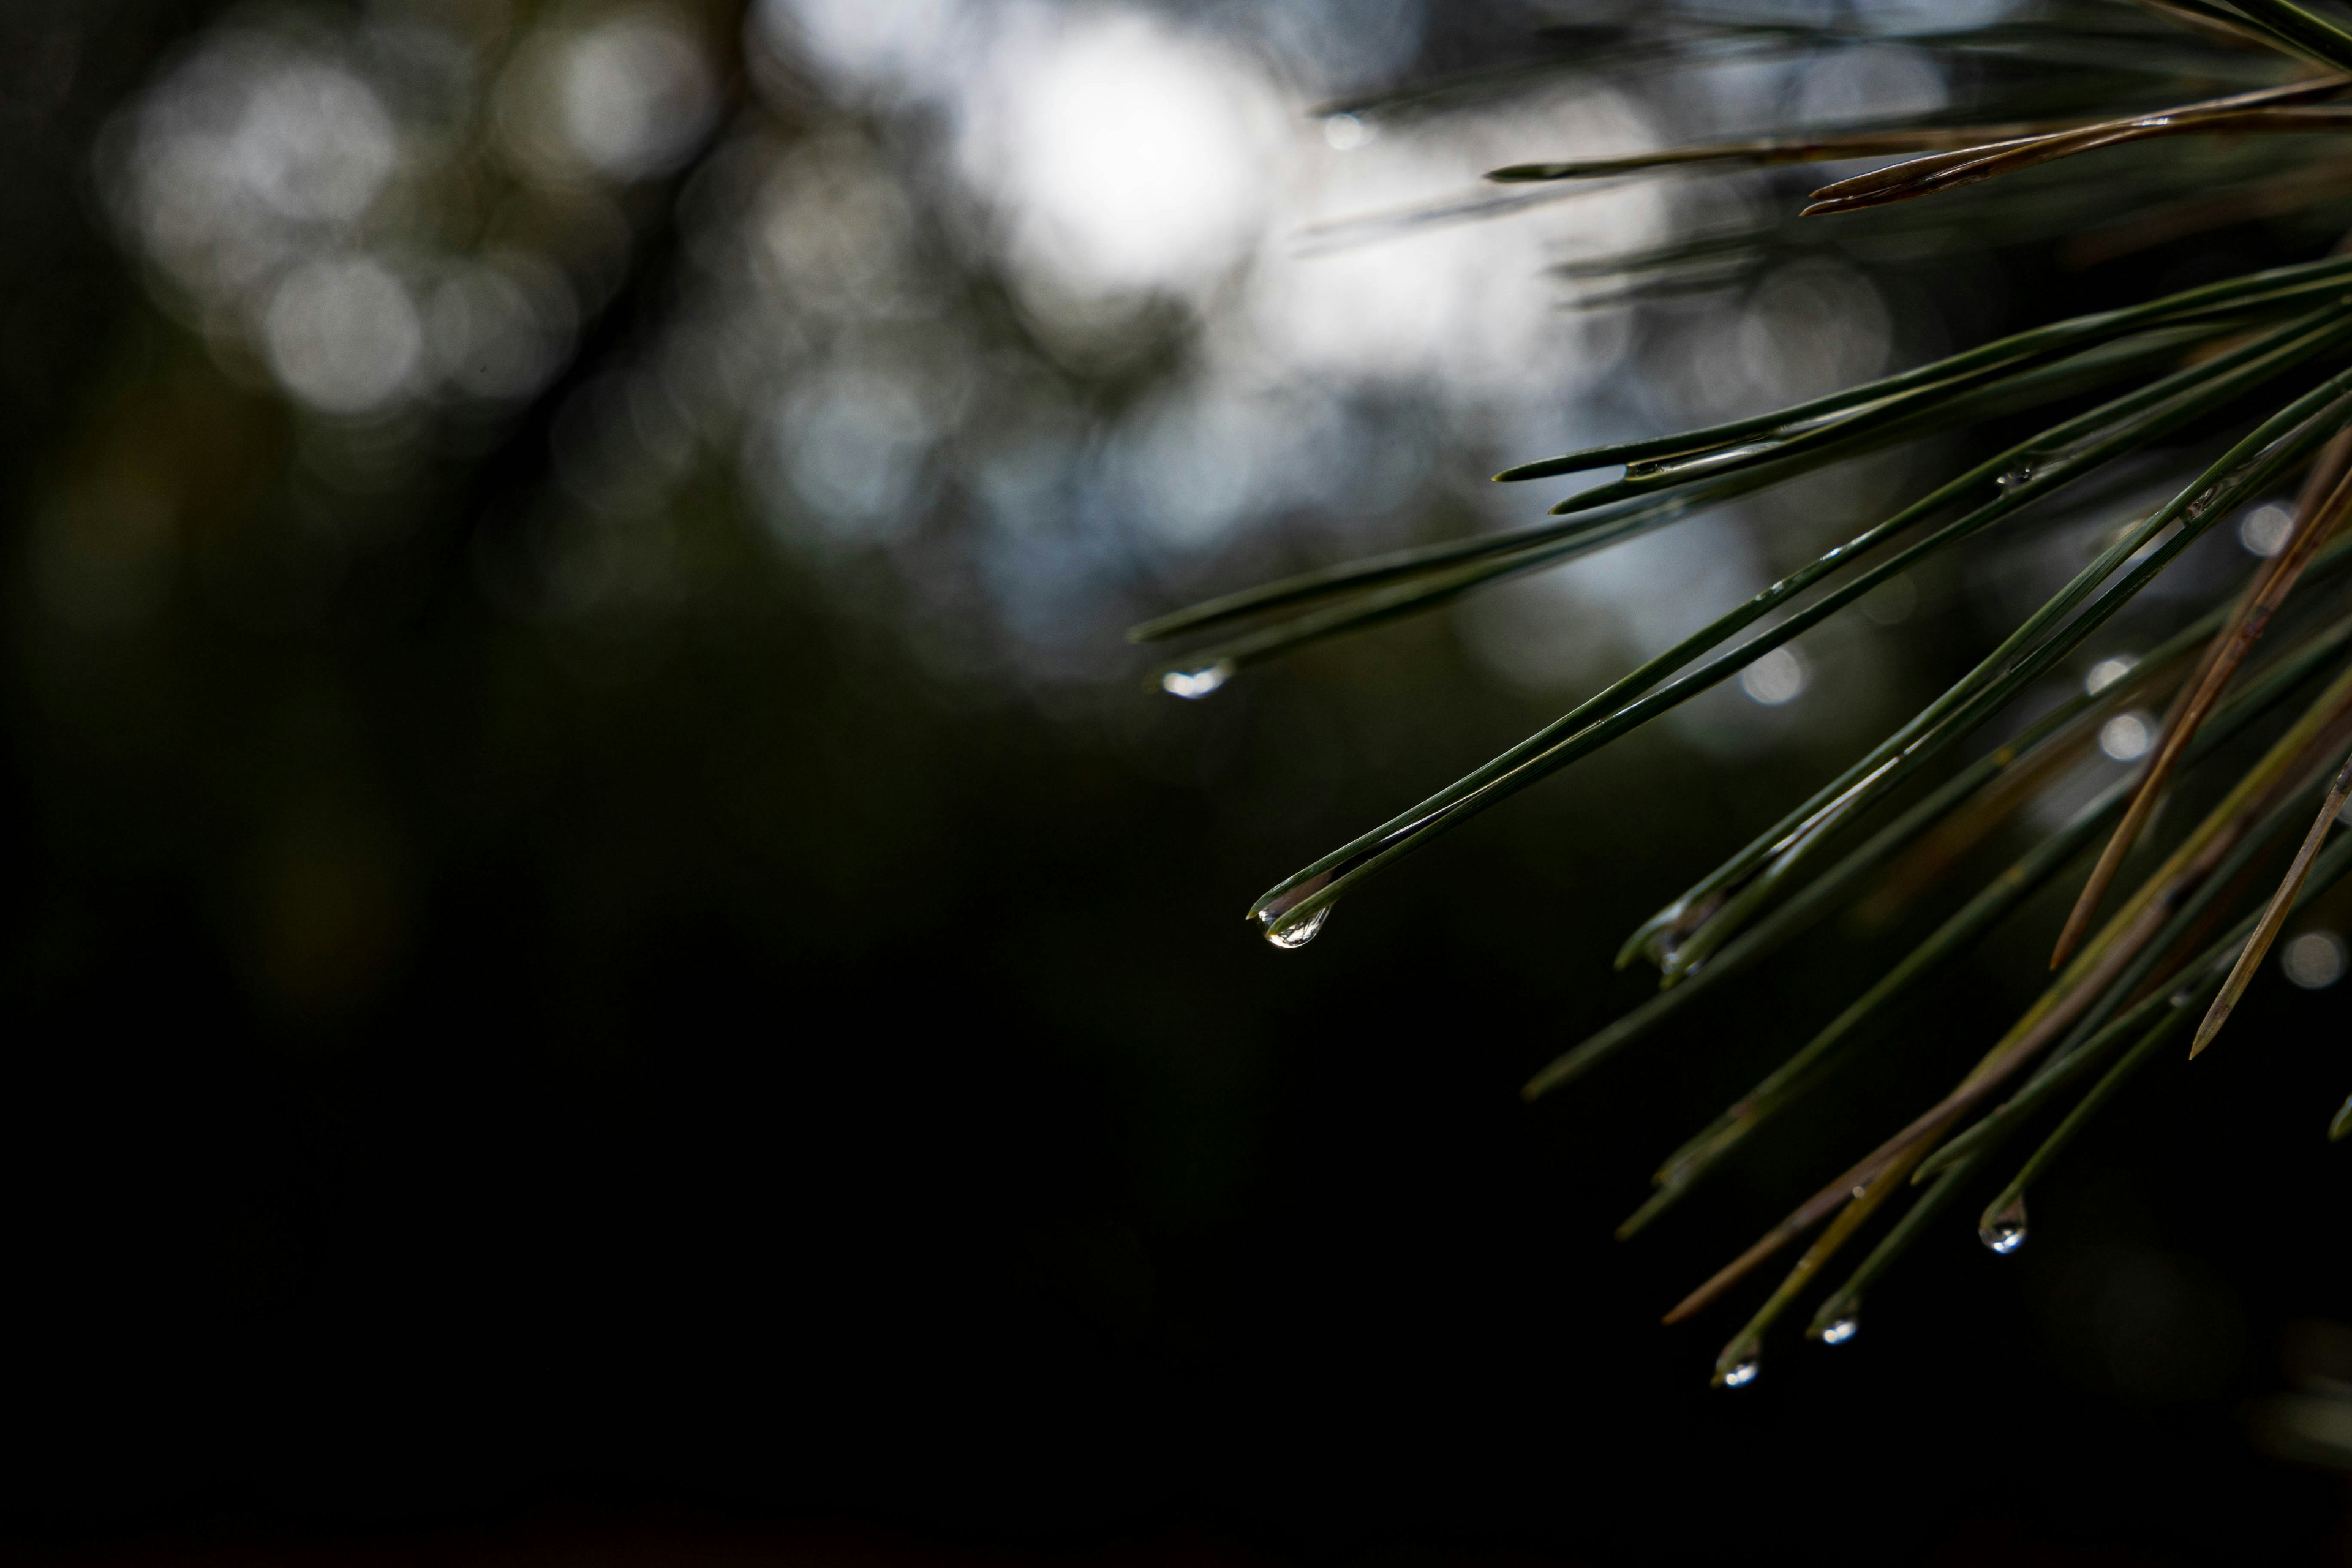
(3, 0), (2351, 1562)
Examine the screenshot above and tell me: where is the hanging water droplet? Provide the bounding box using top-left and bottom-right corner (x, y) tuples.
(1261, 903), (1330, 950)
(1997, 461), (2036, 490)
(1978, 1195), (2028, 1255)
(1820, 1311), (1860, 1346)
(1718, 1355), (1760, 1389)
(1161, 660), (1235, 700)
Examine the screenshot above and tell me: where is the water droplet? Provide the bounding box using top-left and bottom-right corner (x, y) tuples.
(1322, 113), (1371, 151)
(1820, 1313), (1860, 1346)
(1719, 1355), (1760, 1388)
(1979, 1195), (2027, 1255)
(1262, 904), (1330, 949)
(1161, 660), (1234, 700)
(1997, 461), (2035, 490)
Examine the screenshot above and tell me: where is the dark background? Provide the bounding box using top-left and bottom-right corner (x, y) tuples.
(1, 2), (2348, 1565)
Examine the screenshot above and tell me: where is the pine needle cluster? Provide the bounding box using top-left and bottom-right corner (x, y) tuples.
(1139, 0), (2352, 1385)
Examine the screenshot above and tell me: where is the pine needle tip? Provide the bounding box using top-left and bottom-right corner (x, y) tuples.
(2189, 1013), (2225, 1058)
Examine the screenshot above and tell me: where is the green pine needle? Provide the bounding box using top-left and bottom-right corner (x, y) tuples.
(1153, 0), (2352, 1382)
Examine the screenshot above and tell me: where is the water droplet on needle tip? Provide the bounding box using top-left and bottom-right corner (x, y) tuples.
(1979, 1196), (2027, 1255)
(1820, 1313), (1859, 1346)
(1261, 904), (1330, 949)
(1718, 1355), (1760, 1388)
(1161, 660), (1234, 699)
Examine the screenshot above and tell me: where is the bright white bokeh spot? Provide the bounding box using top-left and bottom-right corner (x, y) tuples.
(1323, 113), (1371, 151)
(560, 12), (715, 180)
(2239, 502), (2293, 557)
(757, 0), (972, 100)
(1740, 646), (1808, 706)
(227, 62), (399, 224)
(263, 255), (423, 415)
(121, 47), (399, 303)
(956, 9), (1284, 298)
(2085, 656), (2135, 695)
(2098, 712), (2153, 762)
(1244, 84), (1659, 396)
(2281, 930), (2346, 990)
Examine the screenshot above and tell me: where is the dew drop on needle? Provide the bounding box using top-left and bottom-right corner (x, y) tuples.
(1161, 660), (1234, 699)
(1979, 1196), (2027, 1255)
(1820, 1313), (1859, 1346)
(1261, 904), (1330, 950)
(1719, 1355), (1760, 1388)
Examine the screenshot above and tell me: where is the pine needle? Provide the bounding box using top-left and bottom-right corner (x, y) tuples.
(1800, 80), (2352, 217)
(2191, 742), (2352, 1055)
(2051, 428), (2352, 970)
(1660, 655), (2352, 1320)
(1158, 0), (2352, 1376)
(1488, 121), (2097, 184)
